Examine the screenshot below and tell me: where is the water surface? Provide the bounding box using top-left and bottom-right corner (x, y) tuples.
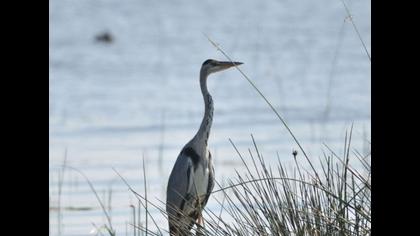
(49, 0), (371, 235)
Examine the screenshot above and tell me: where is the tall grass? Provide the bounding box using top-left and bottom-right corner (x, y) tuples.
(54, 128), (370, 236)
(109, 128), (370, 236)
(202, 131), (370, 236)
(56, 148), (68, 236)
(64, 166), (116, 236)
(339, 0), (371, 62)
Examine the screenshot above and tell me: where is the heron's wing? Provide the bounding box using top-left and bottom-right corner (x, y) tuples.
(166, 151), (194, 217)
(202, 151), (215, 207)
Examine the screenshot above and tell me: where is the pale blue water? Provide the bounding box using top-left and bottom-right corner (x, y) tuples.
(49, 0), (370, 235)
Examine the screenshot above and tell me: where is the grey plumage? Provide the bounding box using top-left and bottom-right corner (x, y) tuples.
(166, 59), (243, 235)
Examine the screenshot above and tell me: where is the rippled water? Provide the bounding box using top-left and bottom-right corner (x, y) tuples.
(49, 0), (371, 235)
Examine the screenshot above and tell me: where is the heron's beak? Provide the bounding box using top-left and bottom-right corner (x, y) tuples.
(214, 61), (244, 73)
(217, 61), (243, 69)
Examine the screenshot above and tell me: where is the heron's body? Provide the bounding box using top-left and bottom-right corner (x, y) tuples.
(166, 146), (214, 233)
(166, 59), (242, 236)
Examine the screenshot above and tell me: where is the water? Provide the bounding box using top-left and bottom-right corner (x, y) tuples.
(49, 0), (371, 235)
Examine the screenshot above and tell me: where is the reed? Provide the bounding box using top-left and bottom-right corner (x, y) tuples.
(203, 130), (370, 235)
(339, 0), (371, 61)
(56, 148), (68, 236)
(64, 166), (116, 236)
(118, 127), (370, 236)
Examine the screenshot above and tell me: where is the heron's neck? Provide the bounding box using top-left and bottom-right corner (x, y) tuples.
(193, 70), (213, 148)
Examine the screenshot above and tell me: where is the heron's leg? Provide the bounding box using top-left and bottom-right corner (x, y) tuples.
(198, 213), (203, 225)
(195, 212), (205, 236)
(194, 196), (204, 226)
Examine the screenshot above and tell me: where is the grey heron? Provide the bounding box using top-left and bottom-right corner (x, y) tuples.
(166, 59), (243, 235)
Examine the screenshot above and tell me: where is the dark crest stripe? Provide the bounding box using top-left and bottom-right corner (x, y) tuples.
(182, 147), (201, 169)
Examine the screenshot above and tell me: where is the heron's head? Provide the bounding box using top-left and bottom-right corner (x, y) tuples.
(201, 59), (243, 75)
